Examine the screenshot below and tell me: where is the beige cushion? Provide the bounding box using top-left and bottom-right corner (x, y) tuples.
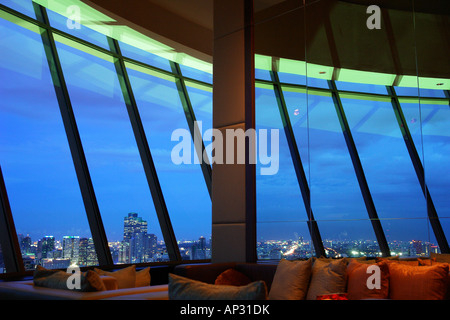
(136, 267), (151, 287)
(33, 266), (106, 292)
(94, 265), (136, 289)
(268, 258), (312, 300)
(168, 273), (267, 300)
(306, 257), (348, 300)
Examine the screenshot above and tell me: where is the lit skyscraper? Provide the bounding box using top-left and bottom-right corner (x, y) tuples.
(122, 213), (156, 263)
(62, 236), (80, 265)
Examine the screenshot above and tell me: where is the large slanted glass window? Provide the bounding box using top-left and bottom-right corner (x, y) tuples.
(340, 95), (431, 254)
(402, 98), (450, 244)
(0, 17), (98, 270)
(126, 63), (212, 261)
(54, 38), (169, 263)
(283, 86), (379, 257)
(255, 83), (313, 260)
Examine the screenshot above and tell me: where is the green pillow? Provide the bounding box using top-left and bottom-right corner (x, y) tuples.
(168, 273), (267, 300)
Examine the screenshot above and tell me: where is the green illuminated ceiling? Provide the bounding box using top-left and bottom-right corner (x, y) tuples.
(3, 1), (449, 91)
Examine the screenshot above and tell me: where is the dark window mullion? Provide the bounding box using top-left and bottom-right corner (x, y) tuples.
(328, 80), (391, 257)
(108, 38), (182, 261)
(169, 61), (212, 198)
(0, 166), (24, 274)
(388, 86), (450, 253)
(33, 3), (113, 266)
(270, 71), (326, 258)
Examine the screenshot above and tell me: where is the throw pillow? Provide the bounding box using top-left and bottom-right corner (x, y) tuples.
(388, 263), (449, 300)
(306, 257), (348, 300)
(33, 266), (106, 292)
(268, 258), (312, 300)
(215, 268), (252, 286)
(94, 265), (136, 289)
(346, 259), (389, 300)
(168, 273), (267, 300)
(136, 267), (151, 287)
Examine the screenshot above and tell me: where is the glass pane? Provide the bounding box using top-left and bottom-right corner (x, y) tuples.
(421, 104), (450, 218)
(284, 89), (378, 252)
(55, 40), (169, 263)
(0, 0), (36, 18)
(395, 86), (446, 98)
(118, 40), (172, 72)
(255, 68), (271, 81)
(179, 64), (212, 84)
(127, 66), (212, 260)
(47, 9), (109, 50)
(255, 85), (313, 258)
(341, 97), (431, 254)
(335, 81), (388, 95)
(184, 82), (213, 139)
(318, 220), (379, 258)
(257, 221), (313, 260)
(0, 18), (98, 270)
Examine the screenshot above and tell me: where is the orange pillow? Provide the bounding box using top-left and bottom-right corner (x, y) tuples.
(346, 260), (390, 300)
(388, 263), (449, 300)
(214, 268), (252, 286)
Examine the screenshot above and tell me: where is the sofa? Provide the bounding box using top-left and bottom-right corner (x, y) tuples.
(1, 254), (449, 300)
(170, 254), (450, 300)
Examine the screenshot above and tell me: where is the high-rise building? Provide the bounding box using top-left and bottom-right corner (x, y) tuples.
(122, 213), (156, 263)
(62, 236), (80, 265)
(124, 212), (148, 241)
(38, 236), (55, 260)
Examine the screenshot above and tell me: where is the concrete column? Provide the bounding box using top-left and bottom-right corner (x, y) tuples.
(211, 0), (255, 263)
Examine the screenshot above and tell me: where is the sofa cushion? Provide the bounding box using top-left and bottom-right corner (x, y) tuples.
(136, 267), (151, 287)
(306, 257), (348, 300)
(94, 265), (136, 289)
(168, 273), (267, 300)
(215, 268), (252, 286)
(268, 258), (312, 300)
(33, 266), (106, 292)
(346, 259), (390, 300)
(388, 263), (449, 300)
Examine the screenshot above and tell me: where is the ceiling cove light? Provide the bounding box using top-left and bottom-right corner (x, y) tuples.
(255, 54), (450, 91)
